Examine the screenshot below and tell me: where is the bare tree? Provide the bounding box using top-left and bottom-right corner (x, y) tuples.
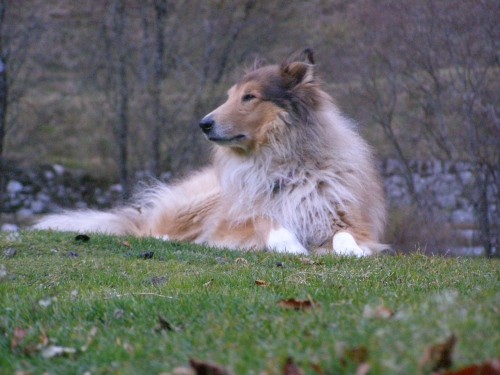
(173, 0), (258, 168)
(103, 0), (131, 196)
(352, 0), (499, 256)
(149, 0), (168, 177)
(0, 0), (6, 161)
(0, 0), (7, 208)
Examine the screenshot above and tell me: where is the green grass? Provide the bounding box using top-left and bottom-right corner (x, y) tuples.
(1, 231), (499, 374)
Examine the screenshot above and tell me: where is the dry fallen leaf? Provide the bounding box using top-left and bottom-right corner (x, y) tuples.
(139, 251), (154, 259)
(11, 327), (28, 351)
(39, 328), (49, 347)
(80, 326), (98, 352)
(172, 367), (196, 375)
(234, 257), (249, 265)
(297, 257), (321, 265)
(39, 297), (57, 308)
(122, 342), (133, 353)
(355, 363), (371, 375)
(203, 279), (214, 288)
(121, 241), (131, 248)
(363, 305), (395, 319)
(3, 247), (17, 258)
(150, 275), (168, 286)
(114, 308), (125, 319)
(283, 357), (305, 375)
(441, 359), (500, 375)
(310, 363), (326, 375)
(189, 358), (233, 375)
(277, 298), (318, 311)
(74, 234), (90, 243)
(338, 346), (369, 367)
(298, 257), (314, 265)
(155, 315), (177, 332)
(255, 279), (270, 287)
(420, 334), (456, 372)
(41, 345), (77, 359)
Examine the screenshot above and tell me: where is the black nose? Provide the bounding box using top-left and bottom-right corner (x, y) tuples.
(199, 116), (214, 134)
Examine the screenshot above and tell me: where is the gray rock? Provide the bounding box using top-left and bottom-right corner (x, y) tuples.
(7, 180), (23, 194)
(53, 164), (65, 175)
(44, 170), (55, 180)
(3, 248), (17, 258)
(1, 223), (19, 232)
(31, 200), (46, 214)
(17, 208), (34, 219)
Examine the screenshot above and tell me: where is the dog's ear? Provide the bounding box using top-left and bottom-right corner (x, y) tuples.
(280, 48), (315, 88)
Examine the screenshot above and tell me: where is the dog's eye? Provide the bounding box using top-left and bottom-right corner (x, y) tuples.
(242, 94), (256, 102)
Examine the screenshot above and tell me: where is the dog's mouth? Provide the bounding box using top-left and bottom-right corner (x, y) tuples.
(208, 134), (246, 145)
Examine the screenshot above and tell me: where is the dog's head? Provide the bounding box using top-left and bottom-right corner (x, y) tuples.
(199, 49), (321, 154)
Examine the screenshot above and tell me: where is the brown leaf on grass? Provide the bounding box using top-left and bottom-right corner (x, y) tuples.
(150, 276), (168, 286)
(121, 241), (131, 247)
(81, 326), (98, 352)
(74, 234), (90, 243)
(283, 357), (305, 375)
(338, 346), (369, 367)
(420, 334), (457, 372)
(442, 359), (500, 375)
(297, 257), (323, 266)
(203, 279), (214, 288)
(39, 328), (49, 347)
(310, 363), (326, 375)
(355, 363), (371, 375)
(189, 358), (233, 375)
(297, 257), (316, 265)
(172, 367), (196, 375)
(234, 257), (249, 265)
(363, 305), (395, 319)
(11, 327), (28, 351)
(155, 315), (176, 333)
(139, 251), (154, 259)
(255, 279), (270, 287)
(41, 345), (77, 359)
(277, 298), (318, 311)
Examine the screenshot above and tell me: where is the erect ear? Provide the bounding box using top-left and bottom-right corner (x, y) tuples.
(280, 48), (315, 88)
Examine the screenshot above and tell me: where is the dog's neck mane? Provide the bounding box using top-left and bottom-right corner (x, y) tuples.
(212, 100), (364, 246)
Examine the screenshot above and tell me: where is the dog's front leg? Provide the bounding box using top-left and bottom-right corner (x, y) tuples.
(332, 231), (370, 257)
(266, 223), (308, 255)
(210, 217), (308, 254)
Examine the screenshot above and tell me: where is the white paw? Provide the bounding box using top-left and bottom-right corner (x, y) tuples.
(267, 226), (308, 255)
(333, 232), (368, 257)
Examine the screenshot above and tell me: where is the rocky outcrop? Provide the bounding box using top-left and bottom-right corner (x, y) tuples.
(381, 158), (497, 226)
(1, 164), (122, 223)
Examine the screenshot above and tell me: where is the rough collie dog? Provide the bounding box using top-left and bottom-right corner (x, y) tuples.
(35, 49), (387, 256)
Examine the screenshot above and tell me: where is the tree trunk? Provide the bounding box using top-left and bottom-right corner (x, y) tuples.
(149, 0), (167, 177)
(113, 0), (129, 196)
(0, 0), (8, 209)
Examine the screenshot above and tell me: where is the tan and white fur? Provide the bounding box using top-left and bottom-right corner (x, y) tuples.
(35, 49), (387, 256)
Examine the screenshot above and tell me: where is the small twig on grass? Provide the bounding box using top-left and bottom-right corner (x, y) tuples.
(105, 292), (174, 300)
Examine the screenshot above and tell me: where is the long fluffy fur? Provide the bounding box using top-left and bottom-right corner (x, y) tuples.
(35, 50), (387, 254)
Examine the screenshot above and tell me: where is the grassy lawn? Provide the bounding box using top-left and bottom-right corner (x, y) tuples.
(1, 231), (499, 374)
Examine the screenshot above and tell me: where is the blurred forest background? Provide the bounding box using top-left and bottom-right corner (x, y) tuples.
(0, 0), (498, 256)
